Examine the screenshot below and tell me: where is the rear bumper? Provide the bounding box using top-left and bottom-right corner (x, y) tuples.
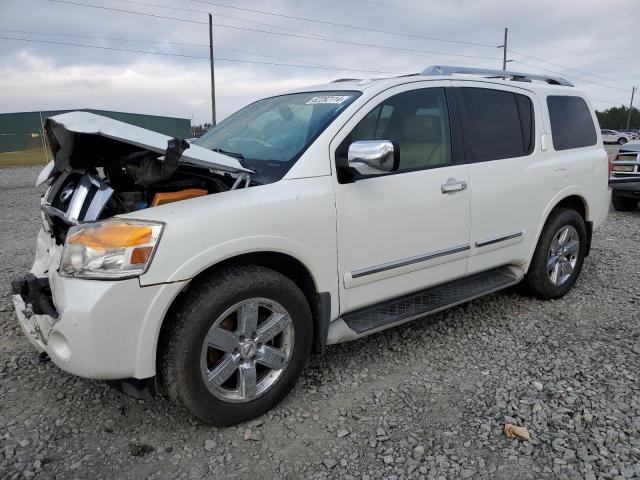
(609, 177), (640, 197)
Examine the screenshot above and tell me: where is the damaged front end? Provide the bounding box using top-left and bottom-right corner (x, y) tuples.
(12, 111), (253, 366)
(39, 111), (252, 244)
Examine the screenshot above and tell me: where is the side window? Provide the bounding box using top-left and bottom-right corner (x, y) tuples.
(339, 88), (451, 172)
(547, 96), (597, 150)
(458, 87), (535, 162)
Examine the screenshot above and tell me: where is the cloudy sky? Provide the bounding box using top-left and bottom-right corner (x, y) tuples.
(0, 0), (638, 124)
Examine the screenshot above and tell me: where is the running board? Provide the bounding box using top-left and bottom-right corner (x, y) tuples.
(328, 266), (523, 344)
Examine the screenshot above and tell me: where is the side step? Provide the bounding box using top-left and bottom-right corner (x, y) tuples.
(340, 266), (521, 336)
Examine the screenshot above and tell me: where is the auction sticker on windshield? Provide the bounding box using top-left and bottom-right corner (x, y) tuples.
(306, 95), (352, 104)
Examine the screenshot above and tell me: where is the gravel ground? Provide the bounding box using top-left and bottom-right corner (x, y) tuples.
(1, 166), (639, 480)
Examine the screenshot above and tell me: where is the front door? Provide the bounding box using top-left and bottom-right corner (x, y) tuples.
(331, 83), (471, 313)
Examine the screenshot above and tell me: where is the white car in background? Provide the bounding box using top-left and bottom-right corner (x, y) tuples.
(601, 129), (629, 144)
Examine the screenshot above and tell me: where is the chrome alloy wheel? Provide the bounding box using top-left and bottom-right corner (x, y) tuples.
(200, 298), (295, 403)
(547, 225), (580, 286)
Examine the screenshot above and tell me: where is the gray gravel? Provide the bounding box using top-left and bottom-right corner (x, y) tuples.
(1, 165), (640, 479)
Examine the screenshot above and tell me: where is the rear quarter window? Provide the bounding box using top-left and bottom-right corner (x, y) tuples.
(547, 96), (597, 150)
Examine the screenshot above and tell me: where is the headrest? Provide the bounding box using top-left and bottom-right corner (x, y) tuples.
(403, 115), (442, 143)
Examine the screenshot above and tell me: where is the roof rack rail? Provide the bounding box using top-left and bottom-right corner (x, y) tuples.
(330, 78), (362, 83)
(421, 65), (574, 87)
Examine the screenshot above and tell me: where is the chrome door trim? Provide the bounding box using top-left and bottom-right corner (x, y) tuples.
(351, 243), (470, 279)
(475, 230), (524, 248)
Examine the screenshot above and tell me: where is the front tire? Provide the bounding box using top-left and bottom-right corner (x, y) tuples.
(612, 193), (638, 212)
(618, 137), (627, 145)
(159, 265), (312, 426)
(523, 208), (586, 299)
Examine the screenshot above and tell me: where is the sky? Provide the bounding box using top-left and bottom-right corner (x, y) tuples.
(0, 0), (638, 125)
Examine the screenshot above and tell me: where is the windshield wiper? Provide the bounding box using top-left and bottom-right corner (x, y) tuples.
(211, 147), (244, 160)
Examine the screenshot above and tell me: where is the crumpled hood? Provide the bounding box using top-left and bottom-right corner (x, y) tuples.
(44, 111), (252, 174)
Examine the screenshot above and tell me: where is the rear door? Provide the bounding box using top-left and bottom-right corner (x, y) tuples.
(451, 82), (551, 274)
(331, 82), (471, 313)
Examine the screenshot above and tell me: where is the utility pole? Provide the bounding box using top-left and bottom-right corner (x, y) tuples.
(501, 27), (508, 71)
(208, 13), (217, 126)
(626, 86), (636, 130)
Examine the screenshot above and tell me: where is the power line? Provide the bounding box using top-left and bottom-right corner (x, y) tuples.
(50, 0), (495, 50)
(0, 35), (406, 74)
(188, 0), (497, 48)
(354, 0), (621, 70)
(208, 13), (488, 66)
(0, 28), (207, 48)
(507, 30), (619, 70)
(107, 0), (325, 38)
(45, 0), (633, 94)
(511, 59), (631, 93)
(354, 0), (638, 89)
(353, 0), (498, 32)
(0, 28), (333, 67)
(511, 49), (635, 88)
(102, 0), (498, 48)
(49, 0), (208, 24)
(590, 97), (628, 105)
(46, 0), (500, 61)
(1, 34), (207, 58)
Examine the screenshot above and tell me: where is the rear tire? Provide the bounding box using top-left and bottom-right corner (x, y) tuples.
(612, 193), (638, 212)
(159, 264), (312, 426)
(523, 208), (586, 299)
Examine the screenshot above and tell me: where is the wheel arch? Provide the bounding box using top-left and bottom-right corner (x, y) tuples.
(155, 251), (330, 379)
(525, 192), (592, 271)
(553, 195), (588, 220)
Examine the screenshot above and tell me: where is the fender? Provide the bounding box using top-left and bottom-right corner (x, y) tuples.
(521, 185), (590, 271)
(134, 238), (339, 378)
(141, 235), (332, 294)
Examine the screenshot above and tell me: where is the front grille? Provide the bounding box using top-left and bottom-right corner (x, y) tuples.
(43, 172), (114, 225)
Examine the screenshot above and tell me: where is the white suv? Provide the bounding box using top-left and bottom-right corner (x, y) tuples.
(12, 66), (610, 425)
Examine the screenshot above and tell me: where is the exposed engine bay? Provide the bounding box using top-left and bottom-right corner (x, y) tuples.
(41, 112), (252, 244)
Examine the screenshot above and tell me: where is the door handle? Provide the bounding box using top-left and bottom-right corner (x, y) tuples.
(441, 179), (467, 194)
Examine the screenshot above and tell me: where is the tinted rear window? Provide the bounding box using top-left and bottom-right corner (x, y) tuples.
(547, 96), (597, 150)
(458, 88), (534, 162)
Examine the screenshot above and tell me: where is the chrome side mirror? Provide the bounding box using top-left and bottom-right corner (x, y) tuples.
(347, 140), (399, 176)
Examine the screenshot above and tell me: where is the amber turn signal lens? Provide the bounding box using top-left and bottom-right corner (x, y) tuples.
(68, 224), (152, 248)
(131, 246), (154, 264)
(151, 188), (207, 207)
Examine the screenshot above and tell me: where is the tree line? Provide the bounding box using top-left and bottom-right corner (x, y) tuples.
(596, 105), (639, 130)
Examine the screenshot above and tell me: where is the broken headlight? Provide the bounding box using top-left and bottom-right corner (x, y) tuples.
(59, 219), (163, 279)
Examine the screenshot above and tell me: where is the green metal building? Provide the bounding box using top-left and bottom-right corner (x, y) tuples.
(0, 109), (191, 153)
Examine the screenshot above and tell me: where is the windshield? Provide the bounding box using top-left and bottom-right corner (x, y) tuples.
(194, 91), (360, 165)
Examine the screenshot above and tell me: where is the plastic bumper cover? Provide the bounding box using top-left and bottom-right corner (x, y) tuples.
(12, 272), (187, 380)
(609, 177), (640, 197)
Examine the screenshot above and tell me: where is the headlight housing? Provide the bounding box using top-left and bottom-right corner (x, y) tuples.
(60, 219), (164, 279)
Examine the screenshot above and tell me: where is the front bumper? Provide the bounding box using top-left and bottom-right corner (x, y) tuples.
(13, 244), (187, 380)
